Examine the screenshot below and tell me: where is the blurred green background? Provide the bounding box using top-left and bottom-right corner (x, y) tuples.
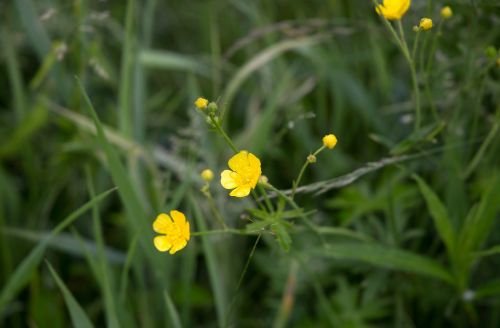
(1, 0), (500, 327)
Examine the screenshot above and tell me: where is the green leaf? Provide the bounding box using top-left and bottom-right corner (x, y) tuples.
(46, 261), (94, 328)
(0, 105), (48, 159)
(164, 290), (183, 328)
(0, 188), (115, 310)
(413, 175), (456, 257)
(475, 278), (500, 299)
(460, 175), (500, 253)
(309, 243), (454, 284)
(272, 223), (292, 252)
(391, 121), (446, 155)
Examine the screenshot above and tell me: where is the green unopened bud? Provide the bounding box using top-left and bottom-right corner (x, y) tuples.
(208, 102), (218, 113)
(259, 175), (269, 184)
(485, 46), (497, 59)
(307, 154), (317, 163)
(413, 25), (419, 32)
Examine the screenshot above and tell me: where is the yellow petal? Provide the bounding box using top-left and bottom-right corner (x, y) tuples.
(169, 238), (187, 254)
(183, 221), (190, 241)
(153, 236), (172, 252)
(221, 170), (238, 189)
(229, 186), (251, 197)
(228, 151), (248, 172)
(247, 152), (261, 169)
(170, 210), (186, 226)
(152, 213), (173, 234)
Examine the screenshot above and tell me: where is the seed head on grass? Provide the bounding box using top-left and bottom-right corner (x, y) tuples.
(153, 211), (190, 254)
(220, 151), (261, 197)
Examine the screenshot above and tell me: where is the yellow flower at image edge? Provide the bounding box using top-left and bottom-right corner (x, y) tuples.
(221, 151), (261, 197)
(376, 0), (411, 20)
(153, 211), (190, 254)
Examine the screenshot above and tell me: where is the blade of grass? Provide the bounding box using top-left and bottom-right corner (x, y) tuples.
(118, 0), (135, 137)
(85, 169), (120, 328)
(45, 261), (94, 328)
(163, 290), (183, 328)
(190, 195), (227, 328)
(0, 187), (116, 311)
(413, 175), (456, 258)
(309, 242), (454, 284)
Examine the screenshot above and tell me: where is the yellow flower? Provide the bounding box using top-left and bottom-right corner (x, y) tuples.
(220, 151), (261, 197)
(195, 97), (208, 109)
(152, 211), (190, 254)
(376, 0), (411, 20)
(419, 18), (433, 30)
(322, 134), (338, 149)
(201, 169), (214, 182)
(441, 6), (452, 19)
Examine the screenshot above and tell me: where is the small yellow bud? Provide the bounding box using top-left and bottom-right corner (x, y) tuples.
(322, 134), (338, 149)
(440, 6), (453, 19)
(419, 18), (433, 31)
(413, 26), (420, 33)
(195, 97), (209, 109)
(201, 169), (214, 182)
(307, 154), (317, 163)
(259, 175), (269, 184)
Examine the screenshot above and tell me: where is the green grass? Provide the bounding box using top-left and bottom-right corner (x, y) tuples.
(1, 0), (500, 327)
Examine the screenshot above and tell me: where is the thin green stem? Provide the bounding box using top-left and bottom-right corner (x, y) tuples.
(210, 115), (238, 154)
(205, 190), (228, 229)
(291, 146), (325, 199)
(258, 183), (274, 213)
(266, 183), (324, 244)
(412, 30), (421, 61)
(396, 20), (421, 132)
(191, 229), (253, 236)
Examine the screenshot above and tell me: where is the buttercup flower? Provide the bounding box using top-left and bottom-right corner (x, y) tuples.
(376, 0), (411, 20)
(201, 169), (214, 182)
(322, 134), (338, 149)
(153, 211), (190, 254)
(419, 18), (433, 30)
(221, 151), (261, 197)
(440, 6), (452, 19)
(195, 97), (208, 109)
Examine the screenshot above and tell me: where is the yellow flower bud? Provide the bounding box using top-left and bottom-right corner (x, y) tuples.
(259, 175), (269, 184)
(419, 18), (433, 31)
(440, 6), (453, 19)
(195, 97), (209, 109)
(201, 169), (214, 182)
(322, 134), (338, 149)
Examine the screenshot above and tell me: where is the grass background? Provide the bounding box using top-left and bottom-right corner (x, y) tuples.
(1, 0), (500, 327)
